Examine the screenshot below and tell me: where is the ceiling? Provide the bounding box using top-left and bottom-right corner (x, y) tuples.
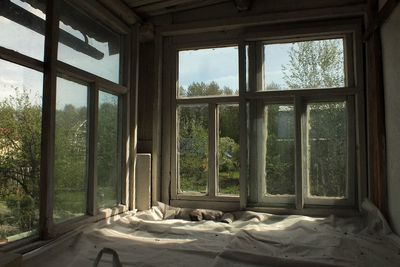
(122, 0), (235, 17)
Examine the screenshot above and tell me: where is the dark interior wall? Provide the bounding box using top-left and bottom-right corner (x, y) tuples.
(381, 3), (400, 234)
(137, 41), (155, 153)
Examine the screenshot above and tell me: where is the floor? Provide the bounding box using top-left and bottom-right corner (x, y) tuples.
(23, 201), (400, 267)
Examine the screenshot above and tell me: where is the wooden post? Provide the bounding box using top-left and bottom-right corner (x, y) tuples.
(365, 0), (388, 217)
(39, 0), (59, 239)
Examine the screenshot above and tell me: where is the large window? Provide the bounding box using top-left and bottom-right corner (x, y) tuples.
(169, 29), (363, 210)
(175, 46), (240, 198)
(0, 0), (45, 243)
(0, 0), (128, 245)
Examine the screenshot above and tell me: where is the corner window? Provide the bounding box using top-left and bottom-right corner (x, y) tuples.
(169, 31), (361, 210)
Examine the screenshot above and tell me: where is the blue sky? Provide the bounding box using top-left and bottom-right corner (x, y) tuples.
(179, 44), (292, 92)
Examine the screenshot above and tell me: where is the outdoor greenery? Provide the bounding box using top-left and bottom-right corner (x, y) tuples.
(0, 87), (120, 239)
(0, 38), (347, 240)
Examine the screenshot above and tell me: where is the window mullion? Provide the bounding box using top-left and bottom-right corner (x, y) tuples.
(87, 83), (99, 216)
(208, 103), (218, 197)
(239, 42), (248, 208)
(295, 95), (305, 209)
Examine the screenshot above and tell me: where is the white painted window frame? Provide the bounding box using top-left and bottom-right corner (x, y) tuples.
(163, 19), (366, 213)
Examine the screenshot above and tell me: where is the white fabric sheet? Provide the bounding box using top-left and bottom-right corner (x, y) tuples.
(24, 200), (400, 267)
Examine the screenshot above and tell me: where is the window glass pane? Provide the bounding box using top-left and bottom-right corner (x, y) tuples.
(178, 47), (238, 98)
(263, 38), (345, 91)
(0, 0), (46, 60)
(177, 105), (208, 194)
(54, 77), (88, 222)
(58, 0), (121, 83)
(218, 104), (240, 196)
(97, 91), (120, 209)
(0, 59), (42, 242)
(265, 104), (295, 195)
(307, 102), (347, 198)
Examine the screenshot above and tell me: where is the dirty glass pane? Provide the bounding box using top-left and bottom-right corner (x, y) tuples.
(58, 0), (121, 83)
(0, 59), (42, 242)
(177, 105), (208, 194)
(0, 0), (46, 60)
(307, 102), (347, 198)
(54, 77), (88, 222)
(265, 104), (295, 195)
(263, 39), (345, 91)
(178, 47), (239, 98)
(218, 104), (240, 196)
(97, 91), (120, 209)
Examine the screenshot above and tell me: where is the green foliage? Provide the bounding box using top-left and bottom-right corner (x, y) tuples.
(279, 39), (347, 198)
(97, 95), (119, 208)
(0, 88), (41, 238)
(178, 82), (240, 195)
(53, 104), (87, 221)
(282, 39), (344, 89)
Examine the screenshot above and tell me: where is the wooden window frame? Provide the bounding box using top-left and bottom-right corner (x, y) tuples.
(163, 19), (367, 214)
(0, 0), (135, 251)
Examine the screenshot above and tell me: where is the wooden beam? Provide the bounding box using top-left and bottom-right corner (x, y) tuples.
(364, 0), (400, 40)
(129, 24), (140, 210)
(98, 0), (142, 25)
(135, 0), (198, 13)
(158, 4), (367, 36)
(148, 0), (229, 16)
(124, 0), (164, 8)
(39, 0), (59, 240)
(365, 0), (388, 217)
(66, 0), (129, 34)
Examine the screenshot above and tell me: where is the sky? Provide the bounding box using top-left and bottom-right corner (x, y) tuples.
(178, 44), (292, 94)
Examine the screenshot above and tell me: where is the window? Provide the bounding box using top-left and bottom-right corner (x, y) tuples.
(0, 0), (46, 61)
(54, 77), (88, 222)
(168, 28), (363, 211)
(0, 0), (129, 245)
(58, 0), (122, 83)
(248, 37), (355, 207)
(0, 60), (43, 242)
(97, 91), (121, 209)
(0, 0), (46, 243)
(175, 46), (240, 199)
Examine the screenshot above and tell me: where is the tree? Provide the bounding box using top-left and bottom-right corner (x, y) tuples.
(0, 88), (41, 236)
(178, 82), (240, 194)
(282, 39), (344, 89)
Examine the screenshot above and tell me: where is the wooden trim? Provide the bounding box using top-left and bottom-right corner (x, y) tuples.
(364, 0), (400, 40)
(151, 33), (163, 205)
(161, 38), (174, 203)
(208, 103), (217, 197)
(354, 26), (368, 211)
(0, 46), (44, 72)
(158, 4), (366, 36)
(365, 0), (388, 217)
(57, 61), (128, 95)
(128, 24), (140, 210)
(39, 0), (59, 240)
(176, 96), (240, 104)
(120, 34), (131, 207)
(97, 0), (141, 25)
(65, 0), (130, 34)
(87, 83), (99, 216)
(295, 96), (304, 209)
(238, 42), (248, 209)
